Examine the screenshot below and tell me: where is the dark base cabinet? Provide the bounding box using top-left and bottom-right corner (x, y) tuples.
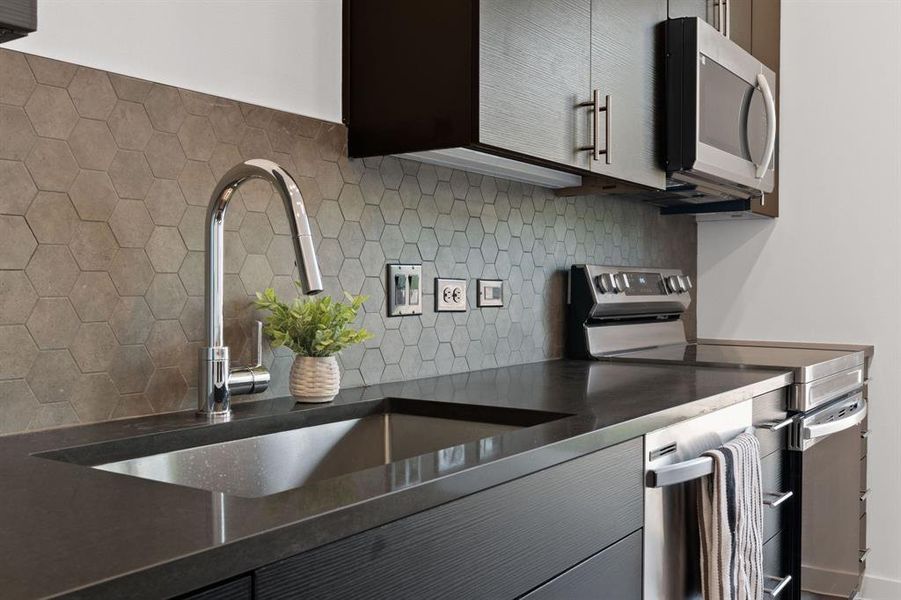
(177, 576), (252, 600)
(254, 438), (643, 600)
(521, 530), (642, 599)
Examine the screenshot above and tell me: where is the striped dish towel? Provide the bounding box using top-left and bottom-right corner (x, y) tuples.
(697, 431), (764, 600)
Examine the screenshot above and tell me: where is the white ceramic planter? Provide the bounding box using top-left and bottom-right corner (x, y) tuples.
(289, 355), (340, 403)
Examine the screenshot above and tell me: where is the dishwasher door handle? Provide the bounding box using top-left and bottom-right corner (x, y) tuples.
(646, 456), (713, 488)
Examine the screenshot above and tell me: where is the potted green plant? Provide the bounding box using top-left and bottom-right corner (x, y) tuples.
(255, 286), (372, 402)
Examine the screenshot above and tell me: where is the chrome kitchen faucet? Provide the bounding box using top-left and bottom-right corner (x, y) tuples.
(199, 159), (323, 419)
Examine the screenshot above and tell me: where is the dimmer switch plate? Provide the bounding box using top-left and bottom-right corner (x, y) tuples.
(435, 278), (467, 312)
(477, 279), (504, 307)
(387, 264), (422, 316)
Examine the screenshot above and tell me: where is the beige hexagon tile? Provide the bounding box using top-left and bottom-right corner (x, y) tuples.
(108, 248), (154, 296)
(208, 100), (246, 144)
(25, 138), (78, 191)
(145, 226), (187, 273)
(69, 271), (119, 322)
(25, 85), (79, 139)
(108, 150), (153, 199)
(109, 73), (153, 102)
(27, 349), (83, 403)
(146, 367), (188, 413)
(69, 170), (118, 221)
(146, 320), (188, 368)
(69, 221), (118, 270)
(0, 325), (38, 380)
(145, 179), (186, 227)
(177, 160), (215, 206)
(0, 271), (37, 325)
(25, 191), (79, 244)
(70, 323), (118, 373)
(145, 273), (187, 319)
(145, 131), (186, 179)
(109, 198), (155, 247)
(109, 296), (155, 344)
(0, 50), (36, 106)
(29, 402), (80, 430)
(71, 373), (118, 422)
(67, 67), (117, 120)
(0, 105), (37, 160)
(25, 54), (77, 87)
(108, 345), (154, 394)
(0, 215), (37, 269)
(25, 245), (80, 297)
(0, 160), (37, 214)
(144, 84), (187, 133)
(108, 101), (153, 150)
(27, 298), (79, 349)
(0, 380), (39, 433)
(67, 118), (118, 171)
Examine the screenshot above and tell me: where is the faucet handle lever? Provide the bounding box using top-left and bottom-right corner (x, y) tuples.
(251, 320), (264, 368)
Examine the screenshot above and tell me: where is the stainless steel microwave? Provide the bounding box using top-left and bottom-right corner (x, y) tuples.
(664, 17), (777, 199)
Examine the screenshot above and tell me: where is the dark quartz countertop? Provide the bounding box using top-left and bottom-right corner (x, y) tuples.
(0, 359), (791, 599)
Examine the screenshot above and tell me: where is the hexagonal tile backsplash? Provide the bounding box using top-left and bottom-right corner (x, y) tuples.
(0, 49), (697, 434)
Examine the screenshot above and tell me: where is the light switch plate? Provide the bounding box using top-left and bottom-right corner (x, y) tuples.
(477, 279), (504, 307)
(435, 278), (467, 312)
(386, 264), (422, 316)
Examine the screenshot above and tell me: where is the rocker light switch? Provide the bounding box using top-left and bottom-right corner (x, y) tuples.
(387, 264), (422, 316)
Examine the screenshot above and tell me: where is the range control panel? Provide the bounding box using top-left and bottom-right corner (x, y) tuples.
(594, 269), (692, 296)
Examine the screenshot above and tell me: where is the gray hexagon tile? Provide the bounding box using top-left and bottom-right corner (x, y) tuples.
(0, 48), (698, 435)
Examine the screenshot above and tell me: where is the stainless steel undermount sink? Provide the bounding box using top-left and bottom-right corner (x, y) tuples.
(42, 399), (567, 498)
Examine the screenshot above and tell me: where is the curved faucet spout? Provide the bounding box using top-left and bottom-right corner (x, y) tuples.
(200, 159), (323, 417)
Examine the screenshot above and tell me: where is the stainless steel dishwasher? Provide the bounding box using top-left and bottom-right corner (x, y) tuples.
(643, 399), (753, 600)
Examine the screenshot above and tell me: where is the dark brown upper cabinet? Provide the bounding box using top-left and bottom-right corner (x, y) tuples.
(343, 0), (667, 190)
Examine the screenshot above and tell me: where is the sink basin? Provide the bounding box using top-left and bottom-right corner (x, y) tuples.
(50, 399), (567, 498)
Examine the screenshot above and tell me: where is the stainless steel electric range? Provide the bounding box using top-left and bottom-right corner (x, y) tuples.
(567, 264), (872, 600)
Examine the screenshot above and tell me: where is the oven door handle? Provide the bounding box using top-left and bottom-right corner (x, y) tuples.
(802, 398), (868, 441)
(755, 72), (777, 179)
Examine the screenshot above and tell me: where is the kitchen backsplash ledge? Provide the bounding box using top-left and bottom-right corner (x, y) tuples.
(0, 48), (696, 434)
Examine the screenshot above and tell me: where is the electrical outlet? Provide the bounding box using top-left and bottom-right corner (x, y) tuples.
(435, 278), (467, 312)
(477, 279), (504, 307)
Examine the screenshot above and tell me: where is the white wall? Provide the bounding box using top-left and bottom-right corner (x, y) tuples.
(6, 0), (342, 124)
(698, 1), (901, 598)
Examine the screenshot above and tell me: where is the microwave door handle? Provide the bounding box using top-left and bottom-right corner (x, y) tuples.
(755, 73), (777, 179)
(802, 398), (868, 441)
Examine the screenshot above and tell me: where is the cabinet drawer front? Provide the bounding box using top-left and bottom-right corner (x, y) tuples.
(178, 576), (252, 600)
(255, 438), (643, 600)
(753, 388), (789, 458)
(761, 450), (791, 544)
(521, 529), (642, 600)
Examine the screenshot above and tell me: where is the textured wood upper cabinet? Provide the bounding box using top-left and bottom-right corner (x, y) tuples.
(590, 0), (667, 188)
(479, 0), (591, 171)
(344, 0), (668, 189)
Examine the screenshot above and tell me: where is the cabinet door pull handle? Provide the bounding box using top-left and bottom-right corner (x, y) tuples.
(861, 430), (870, 439)
(764, 574), (792, 597)
(761, 416), (794, 431)
(577, 90), (611, 164)
(763, 490), (793, 507)
(859, 548), (871, 563)
(860, 488), (871, 501)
